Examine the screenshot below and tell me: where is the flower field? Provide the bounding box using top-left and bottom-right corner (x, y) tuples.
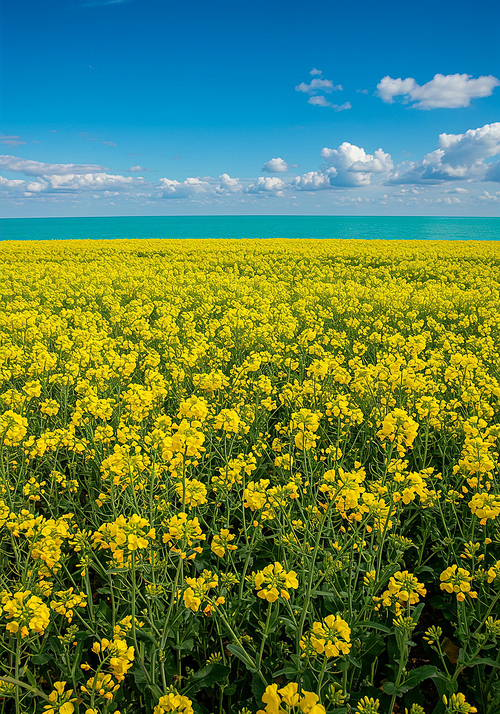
(1, 238), (500, 714)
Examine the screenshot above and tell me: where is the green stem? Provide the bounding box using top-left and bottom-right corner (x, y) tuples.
(256, 602), (273, 671)
(0, 676), (51, 703)
(317, 656), (328, 694)
(14, 634), (21, 714)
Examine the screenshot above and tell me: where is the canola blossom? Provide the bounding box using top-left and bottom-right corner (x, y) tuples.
(0, 238), (499, 713)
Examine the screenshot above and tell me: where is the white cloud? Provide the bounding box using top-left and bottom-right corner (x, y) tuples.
(0, 155), (108, 176)
(308, 96), (334, 107)
(0, 176), (26, 189)
(0, 135), (26, 147)
(307, 98), (352, 111)
(439, 123), (500, 165)
(245, 176), (286, 194)
(295, 78), (342, 94)
(377, 77), (418, 103)
(47, 173), (136, 191)
(377, 73), (499, 109)
(478, 191), (500, 202)
(388, 122), (500, 184)
(310, 68), (322, 76)
(216, 173), (243, 194)
(262, 157), (289, 173)
(159, 177), (210, 199)
(128, 165), (149, 172)
(292, 170), (334, 191)
(320, 143), (393, 186)
(445, 187), (469, 193)
(102, 141), (117, 146)
(292, 142), (393, 191)
(25, 181), (48, 193)
(0, 171), (138, 197)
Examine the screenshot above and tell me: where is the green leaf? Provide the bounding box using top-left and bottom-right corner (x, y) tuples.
(188, 662), (231, 694)
(136, 629), (158, 646)
(382, 681), (399, 695)
(251, 672), (267, 704)
(466, 657), (500, 668)
(347, 655), (362, 668)
(273, 666), (300, 677)
(415, 565), (435, 575)
(226, 644), (257, 672)
(148, 683), (164, 700)
(174, 638), (194, 652)
(31, 653), (51, 665)
(25, 669), (38, 689)
(411, 602), (425, 624)
(357, 621), (392, 634)
(399, 665), (438, 693)
(132, 665), (149, 686)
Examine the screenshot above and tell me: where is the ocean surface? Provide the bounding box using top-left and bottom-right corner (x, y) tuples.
(1, 215), (499, 241)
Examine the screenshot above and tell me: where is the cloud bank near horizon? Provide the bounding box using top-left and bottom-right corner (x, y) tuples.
(1, 122), (500, 210)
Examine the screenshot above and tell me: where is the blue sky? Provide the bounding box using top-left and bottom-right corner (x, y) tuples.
(1, 0), (499, 217)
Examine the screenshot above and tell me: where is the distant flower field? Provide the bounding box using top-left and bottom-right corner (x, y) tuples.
(1, 238), (499, 714)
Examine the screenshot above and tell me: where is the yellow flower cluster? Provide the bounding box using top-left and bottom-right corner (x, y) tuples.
(162, 512), (206, 559)
(377, 571), (427, 612)
(183, 570), (223, 613)
(0, 589), (51, 637)
(440, 565), (478, 601)
(257, 683), (325, 714)
(43, 681), (77, 714)
(252, 562), (299, 602)
(154, 690), (194, 714)
(92, 514), (155, 565)
(300, 614), (351, 658)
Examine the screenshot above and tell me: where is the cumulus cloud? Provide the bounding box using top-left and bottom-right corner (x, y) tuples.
(0, 176), (27, 190)
(292, 142), (393, 190)
(296, 78), (342, 94)
(216, 173), (243, 194)
(159, 177), (210, 199)
(308, 96), (334, 107)
(388, 122), (500, 184)
(0, 176), (26, 188)
(245, 176), (286, 194)
(47, 173), (136, 191)
(334, 102), (352, 112)
(377, 73), (499, 109)
(307, 97), (352, 111)
(0, 170), (138, 197)
(128, 165), (149, 172)
(321, 143), (393, 186)
(0, 155), (108, 176)
(478, 191), (500, 202)
(292, 171), (333, 191)
(0, 135), (26, 147)
(310, 68), (322, 76)
(262, 158), (289, 173)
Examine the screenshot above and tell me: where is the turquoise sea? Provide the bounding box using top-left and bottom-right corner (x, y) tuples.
(0, 215), (499, 241)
